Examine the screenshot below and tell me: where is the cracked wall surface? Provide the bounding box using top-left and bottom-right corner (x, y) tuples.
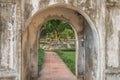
(0, 0), (120, 80)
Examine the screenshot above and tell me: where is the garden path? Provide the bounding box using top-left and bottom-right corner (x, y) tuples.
(38, 52), (77, 80)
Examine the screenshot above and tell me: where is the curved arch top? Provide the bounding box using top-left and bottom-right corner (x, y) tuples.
(23, 4), (98, 36)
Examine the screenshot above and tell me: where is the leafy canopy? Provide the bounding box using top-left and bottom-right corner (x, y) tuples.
(40, 20), (74, 40)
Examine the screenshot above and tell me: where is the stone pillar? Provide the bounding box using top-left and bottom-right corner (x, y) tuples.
(0, 0), (21, 80)
(105, 1), (120, 79)
(77, 32), (85, 80)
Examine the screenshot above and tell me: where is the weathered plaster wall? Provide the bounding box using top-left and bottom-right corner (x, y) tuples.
(105, 0), (120, 80)
(84, 21), (98, 80)
(21, 0), (120, 80)
(21, 5), (89, 80)
(0, 0), (22, 80)
(0, 0), (120, 80)
(0, 0), (16, 74)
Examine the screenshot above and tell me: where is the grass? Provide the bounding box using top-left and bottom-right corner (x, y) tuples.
(38, 48), (45, 73)
(54, 49), (76, 74)
(60, 48), (75, 51)
(62, 51), (76, 63)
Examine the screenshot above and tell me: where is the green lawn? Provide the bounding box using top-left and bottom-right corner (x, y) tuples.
(62, 51), (76, 63)
(54, 49), (76, 74)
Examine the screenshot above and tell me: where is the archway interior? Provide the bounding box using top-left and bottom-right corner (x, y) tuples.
(21, 5), (98, 80)
(39, 19), (76, 50)
(38, 19), (76, 74)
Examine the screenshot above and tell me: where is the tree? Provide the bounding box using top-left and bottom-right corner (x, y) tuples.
(40, 20), (75, 41)
(61, 28), (74, 40)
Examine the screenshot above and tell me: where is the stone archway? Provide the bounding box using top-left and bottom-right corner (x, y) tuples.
(22, 4), (99, 80)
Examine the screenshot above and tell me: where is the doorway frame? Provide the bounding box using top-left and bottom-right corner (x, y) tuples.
(21, 4), (100, 80)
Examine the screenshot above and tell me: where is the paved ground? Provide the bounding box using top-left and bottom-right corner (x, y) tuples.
(38, 52), (77, 80)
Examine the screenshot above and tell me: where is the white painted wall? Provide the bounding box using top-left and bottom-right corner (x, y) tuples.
(30, 0), (40, 15)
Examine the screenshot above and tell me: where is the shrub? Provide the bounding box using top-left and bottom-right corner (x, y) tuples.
(60, 48), (75, 51)
(38, 49), (45, 73)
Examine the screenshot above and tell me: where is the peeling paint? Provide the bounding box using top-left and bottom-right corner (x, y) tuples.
(49, 0), (57, 5)
(119, 31), (120, 65)
(0, 0), (120, 80)
(30, 0), (40, 15)
(106, 8), (120, 68)
(65, 0), (69, 4)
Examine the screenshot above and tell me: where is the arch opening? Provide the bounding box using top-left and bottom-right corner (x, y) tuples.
(38, 19), (76, 77)
(39, 19), (76, 50)
(22, 4), (99, 80)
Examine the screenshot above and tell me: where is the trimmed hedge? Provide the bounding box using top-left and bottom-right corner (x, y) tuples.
(60, 48), (75, 51)
(38, 49), (45, 73)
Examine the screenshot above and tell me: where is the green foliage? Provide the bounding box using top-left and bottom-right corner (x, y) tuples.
(38, 49), (45, 73)
(61, 28), (74, 39)
(40, 20), (75, 40)
(60, 48), (75, 51)
(54, 49), (76, 74)
(40, 41), (48, 44)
